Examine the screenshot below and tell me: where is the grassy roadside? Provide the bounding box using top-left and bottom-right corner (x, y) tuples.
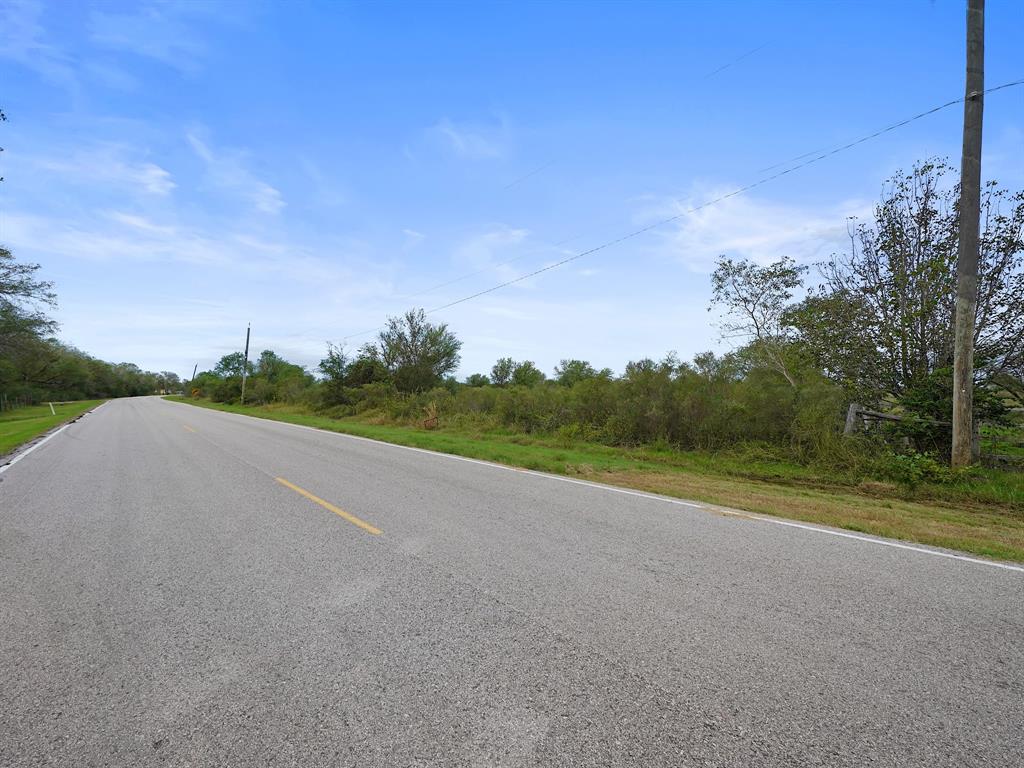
(0, 400), (105, 456)
(166, 396), (1024, 563)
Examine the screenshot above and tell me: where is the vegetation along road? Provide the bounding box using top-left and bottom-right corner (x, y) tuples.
(1, 396), (1021, 767)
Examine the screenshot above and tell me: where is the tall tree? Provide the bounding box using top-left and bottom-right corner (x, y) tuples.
(794, 161), (1024, 417)
(376, 309), (461, 393)
(213, 352), (253, 378)
(710, 255), (806, 388)
(510, 360), (546, 387)
(490, 357), (515, 387)
(554, 359), (599, 386)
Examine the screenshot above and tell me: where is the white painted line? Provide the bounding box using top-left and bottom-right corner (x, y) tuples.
(724, 513), (1024, 573)
(0, 423), (73, 475)
(162, 399), (1024, 574)
(0, 401), (108, 476)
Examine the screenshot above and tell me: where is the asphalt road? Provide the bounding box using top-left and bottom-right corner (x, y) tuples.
(1, 396), (1021, 767)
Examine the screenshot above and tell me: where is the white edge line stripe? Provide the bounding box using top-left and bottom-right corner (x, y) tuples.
(0, 401), (108, 475)
(0, 423), (74, 475)
(732, 515), (1024, 572)
(162, 399), (1024, 574)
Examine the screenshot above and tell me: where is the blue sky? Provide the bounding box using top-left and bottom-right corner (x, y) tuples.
(1, 0), (1022, 379)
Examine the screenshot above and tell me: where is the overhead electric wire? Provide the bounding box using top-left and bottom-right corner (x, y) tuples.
(502, 161), (556, 189)
(343, 79), (1024, 342)
(385, 46), (769, 312)
(704, 44), (767, 79)
(398, 234), (580, 302)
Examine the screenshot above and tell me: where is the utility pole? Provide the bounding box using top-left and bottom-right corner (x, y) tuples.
(240, 323), (251, 405)
(952, 0), (985, 468)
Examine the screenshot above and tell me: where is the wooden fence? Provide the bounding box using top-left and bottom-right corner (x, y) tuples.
(842, 402), (1024, 468)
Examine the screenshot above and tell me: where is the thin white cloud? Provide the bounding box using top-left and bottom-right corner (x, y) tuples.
(430, 117), (508, 159)
(186, 130), (285, 215)
(3, 211), (228, 266)
(88, 4), (207, 73)
(104, 210), (177, 235)
(0, 0), (77, 90)
(449, 225), (534, 286)
(0, 0), (139, 94)
(402, 229), (426, 250)
(298, 156), (349, 208)
(31, 144), (176, 195)
(83, 59), (139, 91)
(644, 186), (869, 273)
(1, 209), (395, 296)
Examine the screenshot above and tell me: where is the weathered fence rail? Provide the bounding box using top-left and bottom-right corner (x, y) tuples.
(842, 403), (1024, 469)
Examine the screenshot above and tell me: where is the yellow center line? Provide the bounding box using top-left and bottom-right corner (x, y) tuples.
(275, 477), (382, 536)
(183, 424), (196, 433)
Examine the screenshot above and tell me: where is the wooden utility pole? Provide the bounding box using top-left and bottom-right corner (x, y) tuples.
(240, 323), (251, 405)
(952, 0), (985, 468)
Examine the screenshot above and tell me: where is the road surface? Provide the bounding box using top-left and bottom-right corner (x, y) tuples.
(1, 396), (1021, 766)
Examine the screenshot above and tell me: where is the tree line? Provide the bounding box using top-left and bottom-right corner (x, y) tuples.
(6, 158), (1021, 465)
(190, 161), (1023, 465)
(0, 246), (179, 404)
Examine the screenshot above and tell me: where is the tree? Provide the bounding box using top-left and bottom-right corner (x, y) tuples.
(554, 359), (603, 386)
(213, 352), (253, 378)
(1, 246), (56, 309)
(347, 343), (389, 386)
(511, 360), (545, 387)
(710, 255), (806, 388)
(0, 246), (58, 355)
(465, 373), (490, 387)
(376, 308), (461, 393)
(0, 244), (171, 403)
(795, 161), (1024, 421)
(491, 357), (515, 387)
(157, 371), (181, 393)
(256, 350), (289, 381)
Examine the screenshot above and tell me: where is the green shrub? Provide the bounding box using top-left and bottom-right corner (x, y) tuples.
(875, 451), (975, 489)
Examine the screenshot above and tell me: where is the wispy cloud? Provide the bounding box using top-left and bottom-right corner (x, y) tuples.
(104, 210), (177, 235)
(0, 208), (396, 307)
(82, 59), (140, 91)
(32, 143), (176, 195)
(430, 116), (508, 159)
(450, 225), (534, 285)
(642, 186), (868, 273)
(0, 0), (78, 90)
(3, 210), (227, 267)
(298, 156), (349, 208)
(88, 3), (208, 73)
(186, 129), (285, 215)
(402, 229), (426, 250)
(0, 0), (139, 94)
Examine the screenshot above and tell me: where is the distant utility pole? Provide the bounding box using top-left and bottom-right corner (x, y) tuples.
(190, 363), (198, 384)
(240, 324), (251, 405)
(952, 0), (985, 468)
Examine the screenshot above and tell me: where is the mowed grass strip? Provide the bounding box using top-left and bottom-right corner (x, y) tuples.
(0, 400), (105, 456)
(166, 396), (1024, 563)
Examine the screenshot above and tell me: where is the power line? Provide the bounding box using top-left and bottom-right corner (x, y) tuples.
(502, 161), (556, 189)
(386, 44), (767, 312)
(704, 44), (767, 79)
(399, 233), (580, 302)
(345, 79), (1024, 341)
(758, 80), (1021, 173)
